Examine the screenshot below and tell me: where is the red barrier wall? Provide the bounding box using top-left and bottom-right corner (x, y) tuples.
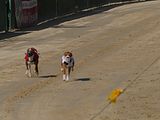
(14, 0), (37, 28)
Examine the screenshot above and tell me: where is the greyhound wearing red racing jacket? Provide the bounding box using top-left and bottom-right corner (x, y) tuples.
(24, 48), (39, 77)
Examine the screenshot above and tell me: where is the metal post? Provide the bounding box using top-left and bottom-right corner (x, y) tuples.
(5, 0), (9, 32)
(8, 0), (12, 30)
(56, 0), (58, 16)
(87, 0), (89, 8)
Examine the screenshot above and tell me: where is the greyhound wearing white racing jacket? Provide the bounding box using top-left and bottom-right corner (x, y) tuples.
(61, 51), (75, 81)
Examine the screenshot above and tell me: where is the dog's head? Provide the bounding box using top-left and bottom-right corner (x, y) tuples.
(63, 51), (73, 64)
(64, 51), (72, 57)
(27, 48), (34, 63)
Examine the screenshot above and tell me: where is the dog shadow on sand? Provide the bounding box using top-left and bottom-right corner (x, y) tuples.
(74, 77), (91, 81)
(39, 74), (57, 78)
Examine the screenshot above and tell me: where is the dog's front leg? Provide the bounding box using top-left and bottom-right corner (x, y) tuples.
(25, 62), (29, 75)
(62, 64), (67, 81)
(28, 64), (32, 77)
(66, 67), (71, 81)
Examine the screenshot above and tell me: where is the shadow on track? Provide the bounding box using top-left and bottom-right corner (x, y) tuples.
(75, 77), (91, 81)
(39, 74), (57, 78)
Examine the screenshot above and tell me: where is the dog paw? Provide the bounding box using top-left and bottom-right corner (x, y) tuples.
(25, 70), (28, 75)
(28, 73), (32, 77)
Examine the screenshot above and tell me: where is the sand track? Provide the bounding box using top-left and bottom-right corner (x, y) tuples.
(0, 1), (160, 120)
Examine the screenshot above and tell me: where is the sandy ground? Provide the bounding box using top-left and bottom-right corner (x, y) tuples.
(0, 1), (160, 120)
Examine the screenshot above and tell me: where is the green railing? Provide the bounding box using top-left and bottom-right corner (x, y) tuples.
(0, 0), (14, 32)
(0, 0), (7, 32)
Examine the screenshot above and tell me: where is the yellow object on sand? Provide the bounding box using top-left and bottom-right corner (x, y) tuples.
(108, 88), (123, 103)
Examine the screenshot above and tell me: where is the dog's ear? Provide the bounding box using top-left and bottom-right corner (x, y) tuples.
(69, 52), (73, 57)
(64, 52), (67, 56)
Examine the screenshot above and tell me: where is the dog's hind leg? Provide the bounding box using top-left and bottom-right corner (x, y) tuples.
(34, 63), (39, 76)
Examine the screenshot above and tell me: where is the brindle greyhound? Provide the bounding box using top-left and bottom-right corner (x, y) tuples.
(25, 48), (39, 77)
(61, 51), (75, 81)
